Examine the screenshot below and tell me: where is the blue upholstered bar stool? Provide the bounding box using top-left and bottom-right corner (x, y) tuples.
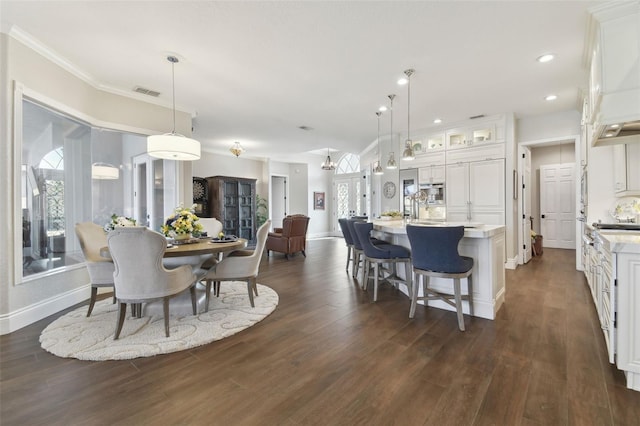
(345, 218), (387, 280)
(338, 218), (355, 273)
(406, 225), (474, 331)
(353, 222), (412, 302)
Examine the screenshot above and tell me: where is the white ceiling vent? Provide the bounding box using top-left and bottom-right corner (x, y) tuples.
(133, 86), (161, 97)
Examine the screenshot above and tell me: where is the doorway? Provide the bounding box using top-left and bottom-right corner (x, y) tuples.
(270, 175), (287, 229)
(333, 173), (363, 232)
(517, 136), (580, 266)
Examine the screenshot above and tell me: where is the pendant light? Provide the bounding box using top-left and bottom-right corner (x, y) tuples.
(401, 69), (415, 161)
(229, 141), (244, 157)
(91, 163), (119, 180)
(386, 94), (397, 169)
(373, 112), (384, 175)
(321, 148), (336, 171)
(147, 56), (201, 161)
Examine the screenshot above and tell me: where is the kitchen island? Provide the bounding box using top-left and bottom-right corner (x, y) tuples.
(372, 220), (506, 320)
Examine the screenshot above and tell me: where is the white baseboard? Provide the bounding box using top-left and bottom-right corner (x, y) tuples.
(0, 284), (90, 335)
(505, 256), (518, 270)
(307, 232), (334, 239)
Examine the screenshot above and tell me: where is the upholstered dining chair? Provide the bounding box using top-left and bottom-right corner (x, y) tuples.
(75, 222), (116, 317)
(406, 225), (474, 331)
(196, 217), (224, 271)
(199, 217), (223, 237)
(203, 220), (271, 310)
(344, 218), (387, 280)
(353, 221), (412, 302)
(266, 215), (309, 259)
(107, 227), (198, 339)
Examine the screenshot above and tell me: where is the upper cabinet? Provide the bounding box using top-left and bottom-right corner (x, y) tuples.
(588, 2), (640, 146)
(446, 124), (497, 150)
(424, 133), (445, 152)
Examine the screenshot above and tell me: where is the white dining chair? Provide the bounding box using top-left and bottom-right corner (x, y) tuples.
(107, 226), (198, 339)
(203, 220), (271, 310)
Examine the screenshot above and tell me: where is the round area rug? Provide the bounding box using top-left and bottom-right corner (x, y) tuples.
(40, 282), (278, 361)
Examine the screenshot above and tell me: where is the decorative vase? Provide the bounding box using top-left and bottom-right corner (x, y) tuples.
(174, 233), (192, 241)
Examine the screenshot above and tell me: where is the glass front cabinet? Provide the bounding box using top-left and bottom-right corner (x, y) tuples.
(446, 124), (497, 150)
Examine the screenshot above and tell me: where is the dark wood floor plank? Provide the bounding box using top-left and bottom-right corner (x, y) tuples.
(2, 242), (639, 425)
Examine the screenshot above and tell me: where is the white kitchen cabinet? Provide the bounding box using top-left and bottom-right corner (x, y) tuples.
(613, 143), (640, 196)
(594, 232), (640, 391)
(446, 124), (497, 150)
(424, 133), (445, 152)
(419, 164), (445, 184)
(446, 158), (505, 225)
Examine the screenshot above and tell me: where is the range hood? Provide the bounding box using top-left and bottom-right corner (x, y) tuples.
(597, 120), (640, 144)
(588, 2), (640, 146)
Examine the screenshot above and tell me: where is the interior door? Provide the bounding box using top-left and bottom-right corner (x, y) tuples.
(271, 175), (287, 229)
(522, 146), (532, 263)
(540, 163), (575, 249)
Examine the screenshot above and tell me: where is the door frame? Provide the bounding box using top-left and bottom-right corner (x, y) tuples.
(269, 173), (289, 231)
(516, 135), (581, 268)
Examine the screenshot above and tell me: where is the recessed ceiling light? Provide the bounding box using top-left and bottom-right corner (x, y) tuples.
(537, 54), (554, 63)
(397, 77), (408, 85)
(379, 106), (388, 112)
(433, 118), (442, 124)
(545, 94), (557, 101)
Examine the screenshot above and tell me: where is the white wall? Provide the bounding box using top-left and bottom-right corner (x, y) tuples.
(1, 33), (191, 333)
(517, 110), (581, 142)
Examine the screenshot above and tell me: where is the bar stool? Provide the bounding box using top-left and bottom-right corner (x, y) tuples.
(338, 218), (355, 273)
(406, 225), (474, 331)
(345, 218), (386, 280)
(353, 222), (412, 302)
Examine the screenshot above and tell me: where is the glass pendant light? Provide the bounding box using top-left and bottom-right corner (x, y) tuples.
(401, 69), (415, 161)
(147, 56), (201, 161)
(321, 148), (336, 171)
(373, 111), (384, 175)
(229, 141), (244, 157)
(386, 94), (397, 169)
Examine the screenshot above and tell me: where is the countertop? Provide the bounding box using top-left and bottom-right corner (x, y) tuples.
(598, 230), (640, 254)
(372, 219), (505, 239)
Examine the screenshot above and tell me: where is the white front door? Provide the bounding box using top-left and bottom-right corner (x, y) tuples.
(540, 163), (575, 249)
(334, 174), (363, 232)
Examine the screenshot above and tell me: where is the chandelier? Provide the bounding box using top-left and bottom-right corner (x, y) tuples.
(229, 141), (244, 157)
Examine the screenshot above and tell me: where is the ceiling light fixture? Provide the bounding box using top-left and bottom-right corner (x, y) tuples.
(433, 118), (442, 124)
(379, 106), (388, 112)
(147, 56), (201, 161)
(402, 69), (415, 161)
(373, 112), (384, 175)
(229, 141), (244, 157)
(537, 53), (555, 63)
(321, 148), (336, 171)
(545, 94), (558, 101)
(91, 163), (119, 180)
(386, 94), (397, 169)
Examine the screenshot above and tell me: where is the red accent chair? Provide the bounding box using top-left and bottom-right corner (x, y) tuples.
(266, 215), (310, 259)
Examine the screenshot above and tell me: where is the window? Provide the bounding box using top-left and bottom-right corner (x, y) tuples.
(336, 153), (360, 174)
(20, 98), (173, 280)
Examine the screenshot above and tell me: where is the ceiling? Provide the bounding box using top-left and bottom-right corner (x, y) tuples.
(1, 1), (602, 162)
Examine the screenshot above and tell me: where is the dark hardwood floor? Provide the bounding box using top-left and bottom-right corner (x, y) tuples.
(2, 238), (640, 425)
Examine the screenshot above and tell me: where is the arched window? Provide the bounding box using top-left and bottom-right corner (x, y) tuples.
(336, 153), (360, 174)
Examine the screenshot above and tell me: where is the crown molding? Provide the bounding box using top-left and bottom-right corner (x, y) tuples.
(7, 25), (196, 116)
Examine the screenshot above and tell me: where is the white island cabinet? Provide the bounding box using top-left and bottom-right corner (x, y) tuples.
(598, 231), (640, 391)
(372, 221), (506, 320)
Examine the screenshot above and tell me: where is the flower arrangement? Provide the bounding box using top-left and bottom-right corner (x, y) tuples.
(104, 214), (137, 232)
(161, 205), (203, 238)
(381, 210), (402, 218)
